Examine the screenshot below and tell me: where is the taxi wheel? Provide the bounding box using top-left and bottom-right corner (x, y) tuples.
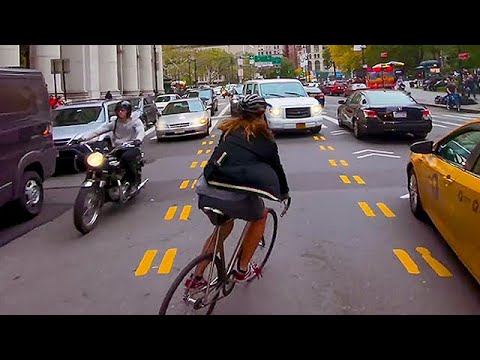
(408, 169), (427, 220)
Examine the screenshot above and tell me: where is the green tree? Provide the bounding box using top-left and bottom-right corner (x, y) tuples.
(264, 57), (295, 78)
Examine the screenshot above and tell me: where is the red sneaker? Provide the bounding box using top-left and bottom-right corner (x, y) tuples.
(234, 262), (262, 283)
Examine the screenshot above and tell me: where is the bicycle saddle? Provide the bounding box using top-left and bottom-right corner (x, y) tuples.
(201, 207), (231, 226)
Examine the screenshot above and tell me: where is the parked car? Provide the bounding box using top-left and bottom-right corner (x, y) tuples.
(0, 68), (57, 218)
(344, 82), (368, 97)
(243, 78), (323, 134)
(52, 98), (118, 172)
(407, 120), (480, 283)
(155, 98), (211, 140)
(154, 94), (181, 112)
(336, 89), (432, 139)
(186, 88), (218, 116)
(304, 86), (325, 107)
(321, 80), (347, 95)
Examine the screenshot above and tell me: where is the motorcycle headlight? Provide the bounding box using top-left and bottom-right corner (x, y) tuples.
(86, 152), (105, 168)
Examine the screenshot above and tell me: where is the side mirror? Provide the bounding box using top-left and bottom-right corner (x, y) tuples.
(410, 140), (433, 154)
(110, 115), (117, 122)
(338, 100), (346, 104)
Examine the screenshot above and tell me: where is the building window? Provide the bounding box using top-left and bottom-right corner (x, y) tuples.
(314, 45), (319, 53)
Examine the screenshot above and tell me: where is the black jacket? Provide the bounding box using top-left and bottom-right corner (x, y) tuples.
(203, 129), (289, 200)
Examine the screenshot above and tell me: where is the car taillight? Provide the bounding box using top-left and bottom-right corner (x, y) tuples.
(363, 110), (377, 118)
(422, 109), (431, 118)
(43, 122), (53, 136)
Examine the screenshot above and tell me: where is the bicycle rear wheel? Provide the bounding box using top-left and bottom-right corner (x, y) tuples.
(158, 253), (223, 315)
(251, 208), (278, 270)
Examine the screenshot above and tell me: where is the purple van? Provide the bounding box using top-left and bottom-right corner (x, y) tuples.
(0, 68), (57, 218)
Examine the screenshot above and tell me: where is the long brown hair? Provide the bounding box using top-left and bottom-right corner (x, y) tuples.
(218, 112), (274, 141)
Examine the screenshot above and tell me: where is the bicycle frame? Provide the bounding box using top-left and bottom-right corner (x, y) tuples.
(202, 219), (249, 302)
(201, 197), (291, 303)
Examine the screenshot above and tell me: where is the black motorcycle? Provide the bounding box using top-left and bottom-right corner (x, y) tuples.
(73, 140), (148, 234)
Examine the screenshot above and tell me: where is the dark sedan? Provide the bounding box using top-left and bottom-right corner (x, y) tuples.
(337, 89), (433, 139)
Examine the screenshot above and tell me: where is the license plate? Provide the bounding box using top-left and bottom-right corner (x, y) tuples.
(296, 123), (306, 129)
(174, 129), (185, 134)
(393, 112), (407, 118)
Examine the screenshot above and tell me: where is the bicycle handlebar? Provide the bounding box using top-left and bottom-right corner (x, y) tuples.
(280, 196), (291, 218)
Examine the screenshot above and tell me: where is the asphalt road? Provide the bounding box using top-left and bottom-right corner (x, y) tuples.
(1, 95), (479, 314)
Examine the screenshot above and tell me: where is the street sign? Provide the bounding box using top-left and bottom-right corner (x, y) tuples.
(353, 45), (366, 51)
(458, 52), (470, 60)
(380, 52), (388, 58)
(254, 55), (281, 67)
(237, 68), (243, 77)
(51, 58), (70, 74)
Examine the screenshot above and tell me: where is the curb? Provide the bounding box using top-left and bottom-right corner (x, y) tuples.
(419, 102), (480, 115)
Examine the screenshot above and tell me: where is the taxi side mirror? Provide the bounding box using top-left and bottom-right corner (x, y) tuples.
(410, 140), (433, 154)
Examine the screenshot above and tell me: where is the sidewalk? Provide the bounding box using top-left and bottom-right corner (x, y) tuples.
(407, 85), (480, 114)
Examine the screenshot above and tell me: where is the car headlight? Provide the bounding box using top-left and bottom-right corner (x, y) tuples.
(268, 107), (282, 117)
(232, 99), (239, 103)
(192, 118), (208, 125)
(156, 121), (168, 129)
(311, 104), (323, 114)
(86, 152), (105, 168)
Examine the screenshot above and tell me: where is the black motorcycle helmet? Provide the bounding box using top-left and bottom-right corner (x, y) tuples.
(115, 100), (133, 117)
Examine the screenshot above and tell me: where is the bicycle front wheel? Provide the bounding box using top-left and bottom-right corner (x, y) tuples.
(158, 253), (223, 315)
(251, 208), (278, 270)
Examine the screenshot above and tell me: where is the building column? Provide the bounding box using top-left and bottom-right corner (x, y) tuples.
(138, 45), (154, 96)
(156, 45), (165, 94)
(121, 45), (139, 96)
(99, 45), (120, 98)
(0, 45), (20, 67)
(29, 45), (62, 96)
(61, 45), (100, 100)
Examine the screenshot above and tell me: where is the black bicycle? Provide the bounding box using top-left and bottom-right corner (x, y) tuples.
(158, 196), (291, 315)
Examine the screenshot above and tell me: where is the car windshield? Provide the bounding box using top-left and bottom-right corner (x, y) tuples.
(155, 96), (173, 103)
(260, 82), (307, 98)
(52, 106), (103, 127)
(234, 85), (243, 94)
(366, 91), (417, 106)
(127, 98), (141, 110)
(187, 90), (211, 100)
(163, 100), (204, 115)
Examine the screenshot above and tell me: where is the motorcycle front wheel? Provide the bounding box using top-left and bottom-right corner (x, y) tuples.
(73, 186), (104, 234)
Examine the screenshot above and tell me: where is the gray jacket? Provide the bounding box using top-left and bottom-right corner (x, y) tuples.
(83, 116), (145, 147)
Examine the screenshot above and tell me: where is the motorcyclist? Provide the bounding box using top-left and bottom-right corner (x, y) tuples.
(79, 100), (145, 194)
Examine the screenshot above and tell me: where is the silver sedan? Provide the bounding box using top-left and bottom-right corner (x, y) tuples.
(155, 98), (211, 141)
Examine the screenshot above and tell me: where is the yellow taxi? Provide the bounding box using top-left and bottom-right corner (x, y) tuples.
(407, 119), (480, 283)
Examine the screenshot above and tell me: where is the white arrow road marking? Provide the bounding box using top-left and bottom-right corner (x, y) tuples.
(400, 193), (409, 199)
(353, 149), (395, 154)
(357, 153), (401, 159)
(145, 127), (155, 136)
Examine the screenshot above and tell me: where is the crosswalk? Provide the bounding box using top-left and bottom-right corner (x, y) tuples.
(431, 112), (479, 129)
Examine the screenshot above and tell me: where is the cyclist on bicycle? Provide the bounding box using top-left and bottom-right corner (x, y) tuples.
(187, 94), (290, 289)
